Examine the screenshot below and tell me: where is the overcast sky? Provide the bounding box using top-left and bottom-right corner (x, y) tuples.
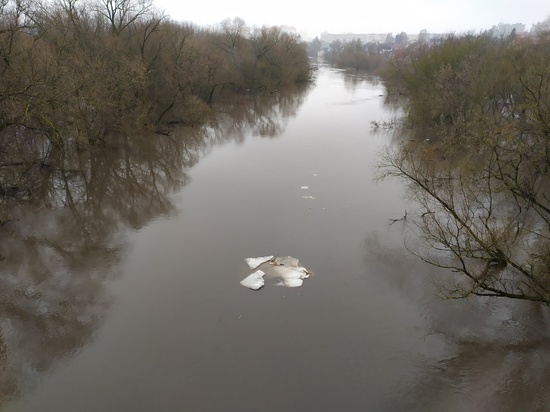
(153, 0), (549, 38)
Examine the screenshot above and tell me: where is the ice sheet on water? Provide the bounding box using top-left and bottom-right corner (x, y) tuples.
(245, 256), (274, 270)
(239, 270), (266, 290)
(272, 266), (307, 287)
(240, 256), (312, 290)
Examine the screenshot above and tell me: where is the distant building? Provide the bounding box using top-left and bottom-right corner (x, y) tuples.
(320, 32), (371, 43)
(320, 32), (396, 43)
(320, 32), (440, 46)
(280, 25), (298, 34)
(490, 22), (526, 37)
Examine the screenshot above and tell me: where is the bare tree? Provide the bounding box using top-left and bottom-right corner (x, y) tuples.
(378, 34), (550, 305)
(218, 17), (247, 57)
(95, 0), (152, 35)
(379, 141), (550, 304)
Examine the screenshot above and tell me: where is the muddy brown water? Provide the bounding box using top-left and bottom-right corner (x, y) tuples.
(2, 66), (550, 411)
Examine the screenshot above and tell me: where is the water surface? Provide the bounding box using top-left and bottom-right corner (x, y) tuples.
(2, 66), (550, 412)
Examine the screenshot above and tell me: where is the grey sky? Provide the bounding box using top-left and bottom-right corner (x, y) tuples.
(154, 0), (549, 37)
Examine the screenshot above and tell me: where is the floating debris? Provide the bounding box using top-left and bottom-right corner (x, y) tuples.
(302, 195), (316, 200)
(301, 186), (309, 190)
(240, 256), (312, 290)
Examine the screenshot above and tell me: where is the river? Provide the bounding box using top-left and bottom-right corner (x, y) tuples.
(2, 65), (550, 411)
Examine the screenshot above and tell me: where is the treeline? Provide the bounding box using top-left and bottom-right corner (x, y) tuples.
(323, 39), (386, 71)
(380, 31), (550, 135)
(0, 0), (311, 148)
(379, 32), (550, 304)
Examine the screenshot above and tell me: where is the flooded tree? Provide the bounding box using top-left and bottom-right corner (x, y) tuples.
(336, 38), (383, 70)
(379, 33), (550, 305)
(0, 1), (312, 155)
(324, 38), (385, 71)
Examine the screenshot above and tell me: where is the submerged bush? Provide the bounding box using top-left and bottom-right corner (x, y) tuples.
(0, 1), (311, 149)
(378, 32), (550, 305)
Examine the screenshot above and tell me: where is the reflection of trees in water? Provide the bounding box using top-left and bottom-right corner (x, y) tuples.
(209, 83), (310, 142)
(364, 233), (550, 411)
(403, 338), (550, 411)
(0, 86), (308, 405)
(0, 133), (195, 404)
(341, 69), (380, 93)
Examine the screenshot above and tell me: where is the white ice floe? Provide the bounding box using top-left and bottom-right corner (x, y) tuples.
(239, 270), (266, 290)
(240, 256), (312, 290)
(272, 266), (308, 287)
(245, 256), (274, 270)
